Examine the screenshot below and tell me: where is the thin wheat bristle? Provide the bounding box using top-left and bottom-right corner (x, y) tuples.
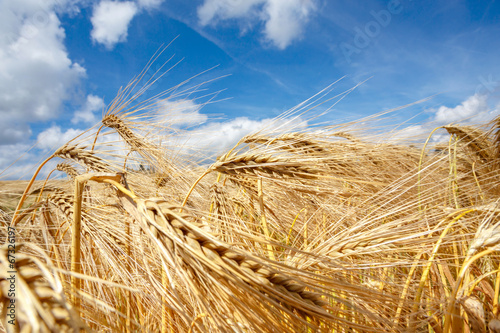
(102, 114), (186, 188)
(490, 115), (500, 161)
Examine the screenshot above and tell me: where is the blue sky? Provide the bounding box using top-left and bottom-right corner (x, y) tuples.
(1, 0), (499, 178)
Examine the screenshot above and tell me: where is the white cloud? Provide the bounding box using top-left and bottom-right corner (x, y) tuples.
(0, 143), (39, 179)
(433, 93), (498, 125)
(179, 116), (307, 157)
(0, 125), (32, 145)
(392, 94), (500, 144)
(37, 125), (82, 151)
(158, 99), (208, 127)
(262, 0), (317, 49)
(197, 0), (317, 49)
(72, 94), (105, 124)
(137, 0), (164, 9)
(199, 117), (276, 152)
(198, 0), (265, 25)
(90, 0), (165, 49)
(90, 1), (138, 49)
(0, 0), (85, 145)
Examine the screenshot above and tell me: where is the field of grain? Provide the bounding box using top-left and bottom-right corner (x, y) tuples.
(1, 72), (500, 332)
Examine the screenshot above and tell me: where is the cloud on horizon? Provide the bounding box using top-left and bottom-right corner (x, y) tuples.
(391, 93), (500, 144)
(432, 94), (498, 125)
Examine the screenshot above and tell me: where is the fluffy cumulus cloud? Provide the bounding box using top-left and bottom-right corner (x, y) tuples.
(181, 116), (307, 156)
(0, 0), (85, 146)
(90, 1), (138, 49)
(90, 0), (165, 49)
(72, 94), (105, 124)
(199, 117), (276, 152)
(392, 94), (500, 144)
(262, 0), (317, 49)
(1, 125), (84, 177)
(158, 99), (208, 128)
(36, 125), (83, 151)
(432, 94), (498, 125)
(197, 0), (317, 49)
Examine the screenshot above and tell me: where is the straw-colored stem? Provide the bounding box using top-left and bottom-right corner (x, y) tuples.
(394, 252), (423, 325)
(71, 175), (85, 314)
(287, 208), (306, 246)
(303, 210), (308, 250)
(71, 173), (124, 316)
(28, 169), (57, 225)
(471, 162), (484, 202)
(450, 136), (459, 209)
(123, 150), (133, 173)
(493, 262), (500, 316)
(257, 178), (275, 260)
(126, 216), (132, 333)
(181, 169), (210, 209)
(467, 269), (500, 296)
(11, 154), (54, 227)
(410, 209), (475, 327)
(188, 314), (207, 333)
(161, 266), (171, 333)
(91, 124), (105, 152)
(208, 173), (223, 218)
(443, 246), (499, 332)
(417, 126), (443, 211)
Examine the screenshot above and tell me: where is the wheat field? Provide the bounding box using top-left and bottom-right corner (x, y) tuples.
(1, 64), (500, 332)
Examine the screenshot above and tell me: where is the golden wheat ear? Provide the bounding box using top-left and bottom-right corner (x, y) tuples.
(445, 125), (494, 161)
(0, 244), (87, 332)
(116, 195), (331, 331)
(56, 163), (79, 179)
(488, 115), (500, 167)
(54, 144), (111, 173)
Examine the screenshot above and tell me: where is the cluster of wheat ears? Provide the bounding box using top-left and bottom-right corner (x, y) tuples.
(1, 57), (500, 333)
